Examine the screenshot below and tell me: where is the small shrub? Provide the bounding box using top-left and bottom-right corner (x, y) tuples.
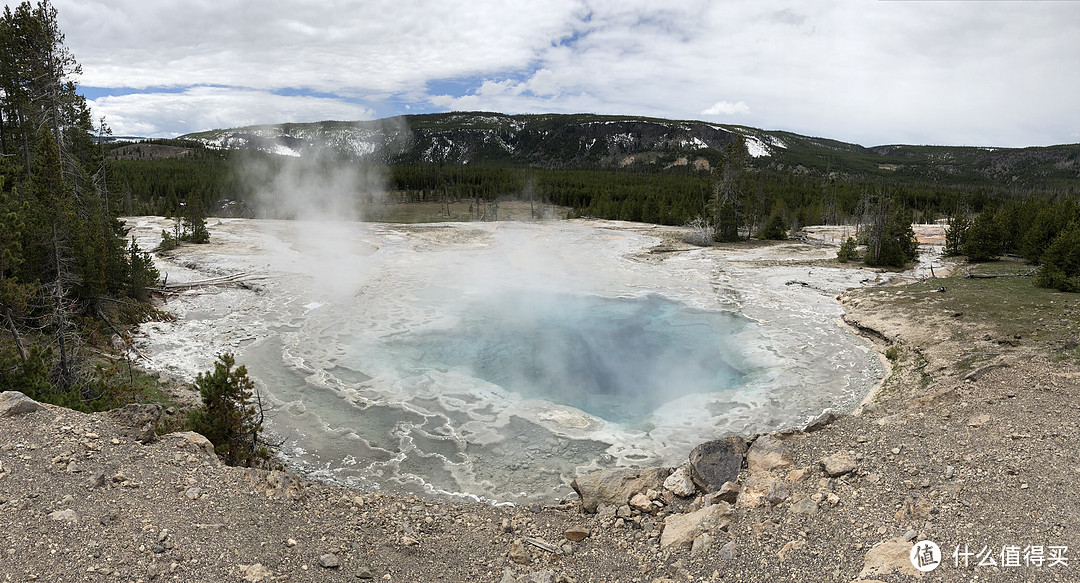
(885, 345), (901, 361)
(837, 237), (859, 263)
(158, 229), (178, 251)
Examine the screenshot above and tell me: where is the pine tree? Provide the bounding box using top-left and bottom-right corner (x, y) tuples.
(184, 353), (271, 467)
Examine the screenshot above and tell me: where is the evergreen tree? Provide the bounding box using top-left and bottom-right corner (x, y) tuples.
(1035, 222), (1080, 292)
(184, 353), (272, 467)
(962, 210), (1004, 261)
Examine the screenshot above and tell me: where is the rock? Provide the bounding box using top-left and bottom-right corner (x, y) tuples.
(318, 553), (340, 569)
(356, 567), (374, 579)
(790, 497), (819, 515)
(663, 466), (698, 497)
(570, 467), (672, 513)
(691, 532), (712, 555)
(660, 502), (732, 550)
(564, 526), (591, 542)
(48, 509), (77, 524)
(171, 432), (219, 462)
(687, 437), (746, 493)
(183, 486), (202, 500)
(858, 538), (919, 579)
(711, 481), (741, 504)
(0, 391), (40, 417)
(764, 479), (790, 506)
(785, 468), (808, 484)
(515, 571), (554, 583)
(967, 413), (990, 428)
(746, 434), (792, 473)
(804, 410), (838, 433)
(615, 504), (632, 519)
(106, 403), (162, 443)
(508, 540), (531, 565)
(87, 470), (105, 489)
(718, 541), (737, 560)
(820, 451), (857, 477)
(777, 539), (805, 561)
(239, 563), (274, 582)
(629, 493), (653, 513)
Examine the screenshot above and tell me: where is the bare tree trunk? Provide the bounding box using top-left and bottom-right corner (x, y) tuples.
(4, 307), (26, 362)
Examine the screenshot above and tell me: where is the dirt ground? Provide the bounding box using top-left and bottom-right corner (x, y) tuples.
(1, 223), (1078, 582)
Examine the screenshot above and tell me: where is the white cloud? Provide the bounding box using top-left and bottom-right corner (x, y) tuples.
(701, 101), (751, 116)
(88, 87), (375, 137)
(37, 0), (1080, 146)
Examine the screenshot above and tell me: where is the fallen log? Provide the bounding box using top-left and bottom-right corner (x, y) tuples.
(148, 272), (267, 294)
(964, 268), (1037, 279)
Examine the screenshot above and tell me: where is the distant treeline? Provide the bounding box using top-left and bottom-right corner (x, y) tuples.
(108, 143), (1076, 231)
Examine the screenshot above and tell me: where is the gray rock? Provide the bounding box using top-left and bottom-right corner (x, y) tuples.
(183, 486), (202, 500)
(106, 403), (162, 443)
(746, 434), (793, 473)
(691, 532), (712, 555)
(356, 567), (374, 579)
(804, 409), (839, 433)
(318, 553), (340, 569)
(663, 466), (698, 497)
(48, 509), (78, 524)
(718, 540), (737, 560)
(516, 571), (554, 583)
(820, 451), (857, 477)
(764, 480), (790, 506)
(87, 470), (106, 489)
(570, 466), (671, 513)
(0, 391), (40, 417)
(688, 437), (746, 493)
(790, 497), (819, 515)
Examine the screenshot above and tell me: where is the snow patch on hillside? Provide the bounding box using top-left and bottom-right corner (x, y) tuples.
(745, 135), (771, 158)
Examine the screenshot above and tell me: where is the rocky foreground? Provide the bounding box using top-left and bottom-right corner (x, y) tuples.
(2, 290), (1079, 583)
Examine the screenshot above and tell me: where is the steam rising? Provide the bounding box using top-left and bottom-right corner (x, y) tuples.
(236, 123), (402, 297)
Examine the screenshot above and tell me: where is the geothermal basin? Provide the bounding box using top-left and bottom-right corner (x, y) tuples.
(128, 217), (886, 504)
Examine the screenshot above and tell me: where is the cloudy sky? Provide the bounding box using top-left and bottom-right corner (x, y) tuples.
(39, 0), (1080, 147)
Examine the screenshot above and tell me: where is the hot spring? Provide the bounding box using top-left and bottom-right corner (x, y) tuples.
(130, 217), (886, 504)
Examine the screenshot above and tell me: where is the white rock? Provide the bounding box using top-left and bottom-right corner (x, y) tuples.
(663, 467), (697, 497)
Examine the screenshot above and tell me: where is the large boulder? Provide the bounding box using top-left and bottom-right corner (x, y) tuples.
(688, 437), (746, 493)
(0, 391), (41, 417)
(660, 502), (732, 550)
(571, 467), (671, 513)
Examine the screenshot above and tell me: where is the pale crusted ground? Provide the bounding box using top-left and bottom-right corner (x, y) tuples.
(1, 226), (1078, 583)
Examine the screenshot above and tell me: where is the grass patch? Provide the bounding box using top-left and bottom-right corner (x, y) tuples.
(870, 257), (1079, 348)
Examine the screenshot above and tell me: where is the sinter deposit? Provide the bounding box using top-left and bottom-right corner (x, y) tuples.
(127, 217), (885, 504)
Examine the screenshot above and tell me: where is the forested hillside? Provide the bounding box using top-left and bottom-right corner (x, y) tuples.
(0, 1), (160, 407)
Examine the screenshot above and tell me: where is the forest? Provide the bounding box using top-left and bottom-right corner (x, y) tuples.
(0, 1), (160, 407)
